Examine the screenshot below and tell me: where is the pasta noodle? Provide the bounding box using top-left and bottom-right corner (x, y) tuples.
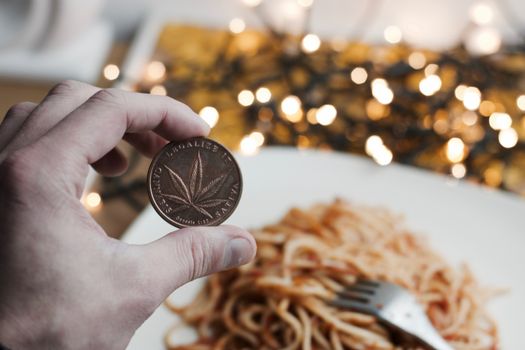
(165, 199), (499, 350)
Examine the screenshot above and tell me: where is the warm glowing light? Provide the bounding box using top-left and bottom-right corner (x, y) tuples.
(306, 108), (318, 124)
(489, 112), (512, 130)
(103, 64), (120, 81)
(249, 131), (265, 146)
(350, 67), (368, 84)
(516, 95), (525, 111)
(498, 128), (518, 148)
(315, 104), (337, 126)
(239, 135), (259, 155)
(419, 74), (442, 96)
(146, 61), (166, 81)
(455, 85), (467, 101)
(301, 34), (321, 53)
(465, 27), (501, 56)
(374, 146), (393, 166)
(238, 90), (255, 106)
(484, 166), (502, 187)
(462, 111), (478, 126)
(365, 135), (383, 156)
(281, 95), (302, 115)
(384, 25), (402, 44)
(446, 137), (466, 163)
(462, 86), (481, 110)
(297, 135), (310, 149)
(365, 135), (393, 166)
(255, 87), (272, 103)
(242, 0), (262, 7)
(199, 106), (219, 128)
(229, 18), (246, 34)
(83, 192), (102, 211)
(297, 0), (313, 7)
(330, 38), (346, 52)
(479, 100), (496, 116)
(150, 85), (167, 96)
(424, 64), (438, 77)
(408, 52), (426, 69)
(469, 2), (494, 25)
(371, 78), (394, 105)
(451, 163), (467, 179)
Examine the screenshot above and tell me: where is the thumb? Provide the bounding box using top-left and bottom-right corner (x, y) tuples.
(130, 225), (256, 307)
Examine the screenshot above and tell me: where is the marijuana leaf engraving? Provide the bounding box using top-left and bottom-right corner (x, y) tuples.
(161, 151), (230, 218)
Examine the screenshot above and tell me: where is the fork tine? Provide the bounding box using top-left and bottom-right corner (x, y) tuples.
(355, 278), (381, 288)
(330, 297), (374, 315)
(336, 290), (371, 303)
(343, 285), (375, 295)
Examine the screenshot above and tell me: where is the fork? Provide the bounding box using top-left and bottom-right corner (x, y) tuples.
(330, 279), (454, 350)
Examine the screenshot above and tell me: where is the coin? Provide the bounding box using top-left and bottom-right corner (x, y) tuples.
(147, 137), (242, 228)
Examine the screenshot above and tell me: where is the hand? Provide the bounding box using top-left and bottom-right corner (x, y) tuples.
(0, 81), (256, 349)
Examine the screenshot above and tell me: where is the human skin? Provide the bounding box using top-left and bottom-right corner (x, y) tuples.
(0, 80), (256, 349)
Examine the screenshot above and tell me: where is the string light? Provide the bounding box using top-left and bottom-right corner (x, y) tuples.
(133, 24), (525, 197)
(297, 0), (313, 7)
(281, 95), (302, 116)
(146, 61), (166, 82)
(301, 34), (321, 53)
(489, 112), (512, 130)
(239, 135), (260, 155)
(446, 137), (466, 163)
(249, 131), (265, 146)
(350, 67), (368, 84)
(199, 106), (219, 128)
(150, 84), (167, 96)
(242, 0), (262, 7)
(306, 108), (318, 124)
(365, 135), (393, 166)
(498, 128), (518, 148)
(315, 104), (337, 126)
(451, 163), (467, 179)
(371, 79), (394, 105)
(384, 25), (402, 44)
(516, 95), (525, 111)
(479, 100), (496, 116)
(255, 87), (272, 103)
(419, 74), (442, 96)
(229, 18), (246, 34)
(424, 64), (438, 77)
(465, 27), (501, 56)
(82, 192), (102, 212)
(365, 135), (383, 156)
(462, 111), (478, 126)
(330, 37), (346, 52)
(469, 2), (494, 25)
(455, 85), (467, 101)
(373, 146), (393, 166)
(103, 64), (120, 81)
(484, 165), (502, 187)
(462, 86), (482, 110)
(408, 52), (426, 69)
(238, 90), (255, 106)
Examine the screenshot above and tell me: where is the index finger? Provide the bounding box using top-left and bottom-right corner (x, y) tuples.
(36, 89), (210, 191)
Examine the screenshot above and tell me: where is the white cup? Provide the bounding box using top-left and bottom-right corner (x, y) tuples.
(0, 0), (105, 52)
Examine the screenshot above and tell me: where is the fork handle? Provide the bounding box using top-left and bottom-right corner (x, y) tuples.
(410, 315), (454, 350)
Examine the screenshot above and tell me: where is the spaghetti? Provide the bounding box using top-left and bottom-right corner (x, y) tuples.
(166, 200), (499, 349)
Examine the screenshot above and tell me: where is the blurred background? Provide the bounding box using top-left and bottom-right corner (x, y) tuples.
(1, 0), (525, 236)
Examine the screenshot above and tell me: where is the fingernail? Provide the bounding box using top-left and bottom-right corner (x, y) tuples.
(223, 238), (252, 269)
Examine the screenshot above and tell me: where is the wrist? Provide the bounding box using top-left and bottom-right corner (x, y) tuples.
(0, 309), (62, 350)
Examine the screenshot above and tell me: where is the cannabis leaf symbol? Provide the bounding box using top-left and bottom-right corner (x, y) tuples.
(161, 151), (230, 218)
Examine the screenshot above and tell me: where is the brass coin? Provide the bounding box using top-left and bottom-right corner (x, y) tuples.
(147, 137), (242, 228)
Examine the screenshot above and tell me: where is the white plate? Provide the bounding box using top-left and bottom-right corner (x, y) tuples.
(124, 147), (525, 349)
